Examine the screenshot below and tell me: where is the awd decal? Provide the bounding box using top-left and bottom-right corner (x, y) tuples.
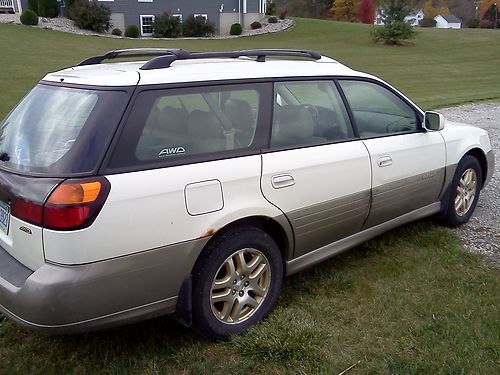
(158, 146), (186, 157)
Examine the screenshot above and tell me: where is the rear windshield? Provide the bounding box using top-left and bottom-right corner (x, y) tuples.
(0, 84), (129, 176)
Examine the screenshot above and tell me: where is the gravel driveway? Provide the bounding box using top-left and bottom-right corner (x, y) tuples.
(439, 102), (500, 267)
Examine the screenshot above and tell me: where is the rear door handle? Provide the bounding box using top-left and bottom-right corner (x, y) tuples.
(271, 174), (295, 189)
(377, 155), (393, 167)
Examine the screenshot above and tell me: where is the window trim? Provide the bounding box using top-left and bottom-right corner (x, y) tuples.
(140, 15), (155, 36)
(100, 82), (273, 175)
(172, 13), (183, 22)
(99, 76), (426, 174)
(193, 14), (208, 20)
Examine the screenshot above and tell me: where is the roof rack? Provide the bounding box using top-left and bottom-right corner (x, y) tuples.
(141, 49), (322, 70)
(77, 48), (189, 66)
(77, 48), (323, 69)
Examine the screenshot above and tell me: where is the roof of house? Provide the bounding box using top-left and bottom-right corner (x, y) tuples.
(438, 14), (461, 23)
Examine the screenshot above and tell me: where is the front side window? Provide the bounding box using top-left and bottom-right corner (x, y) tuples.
(109, 84), (263, 169)
(339, 80), (419, 137)
(271, 81), (353, 148)
(0, 84), (128, 176)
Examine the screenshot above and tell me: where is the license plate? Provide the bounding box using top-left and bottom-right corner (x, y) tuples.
(0, 201), (10, 235)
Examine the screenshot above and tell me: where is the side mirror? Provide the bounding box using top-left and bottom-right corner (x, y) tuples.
(423, 111), (445, 131)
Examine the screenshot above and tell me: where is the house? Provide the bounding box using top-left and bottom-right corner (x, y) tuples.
(97, 0), (268, 36)
(434, 14), (461, 29)
(0, 0), (22, 13)
(17, 0), (266, 35)
(404, 9), (424, 26)
(374, 8), (424, 27)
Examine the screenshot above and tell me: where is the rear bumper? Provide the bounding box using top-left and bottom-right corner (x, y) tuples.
(0, 238), (208, 334)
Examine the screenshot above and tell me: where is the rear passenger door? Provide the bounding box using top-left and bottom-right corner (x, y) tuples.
(261, 80), (372, 257)
(338, 79), (446, 228)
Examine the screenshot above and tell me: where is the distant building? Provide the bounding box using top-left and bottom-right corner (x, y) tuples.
(18, 0), (267, 35)
(434, 14), (462, 29)
(404, 9), (424, 26)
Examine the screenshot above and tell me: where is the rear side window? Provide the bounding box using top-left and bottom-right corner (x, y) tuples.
(0, 84), (129, 176)
(108, 84), (265, 169)
(272, 80), (353, 148)
(339, 80), (419, 137)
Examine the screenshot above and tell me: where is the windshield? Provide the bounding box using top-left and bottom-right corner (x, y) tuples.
(0, 84), (129, 176)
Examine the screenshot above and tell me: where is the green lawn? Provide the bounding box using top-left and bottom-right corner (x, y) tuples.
(1, 18), (500, 119)
(0, 19), (499, 375)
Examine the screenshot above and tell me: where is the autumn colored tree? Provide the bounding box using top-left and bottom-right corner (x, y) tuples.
(479, 0), (497, 19)
(358, 0), (376, 23)
(330, 0), (361, 22)
(423, 0), (450, 18)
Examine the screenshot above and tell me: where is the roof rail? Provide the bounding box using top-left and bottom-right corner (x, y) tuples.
(78, 48), (189, 66)
(140, 49), (323, 70)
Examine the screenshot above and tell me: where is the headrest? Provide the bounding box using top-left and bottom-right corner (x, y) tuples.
(224, 99), (254, 130)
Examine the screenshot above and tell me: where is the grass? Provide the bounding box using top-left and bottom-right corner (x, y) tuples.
(0, 221), (498, 374)
(0, 18), (499, 374)
(1, 18), (500, 119)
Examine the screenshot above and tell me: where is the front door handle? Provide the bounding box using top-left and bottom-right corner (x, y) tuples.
(271, 174), (295, 189)
(377, 155), (393, 167)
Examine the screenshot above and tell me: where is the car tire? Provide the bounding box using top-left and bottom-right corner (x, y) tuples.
(191, 226), (283, 340)
(442, 155), (482, 227)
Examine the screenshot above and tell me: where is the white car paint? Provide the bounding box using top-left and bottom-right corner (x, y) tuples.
(43, 155), (284, 265)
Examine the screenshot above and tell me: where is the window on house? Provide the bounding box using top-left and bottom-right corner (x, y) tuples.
(138, 0), (153, 2)
(194, 14), (208, 20)
(172, 14), (183, 22)
(140, 15), (155, 36)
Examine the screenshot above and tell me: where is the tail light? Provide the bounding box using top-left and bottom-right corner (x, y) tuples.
(11, 177), (110, 231)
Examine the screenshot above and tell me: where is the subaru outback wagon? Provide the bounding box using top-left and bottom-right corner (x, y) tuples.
(0, 49), (494, 339)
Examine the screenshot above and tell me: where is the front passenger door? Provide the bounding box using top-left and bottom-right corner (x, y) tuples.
(338, 80), (446, 228)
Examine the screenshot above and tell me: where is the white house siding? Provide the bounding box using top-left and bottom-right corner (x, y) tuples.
(434, 14), (461, 29)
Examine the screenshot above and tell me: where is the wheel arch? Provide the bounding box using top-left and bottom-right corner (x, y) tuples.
(199, 215), (293, 265)
(463, 147), (488, 187)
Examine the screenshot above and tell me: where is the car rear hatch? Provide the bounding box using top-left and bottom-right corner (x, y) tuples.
(0, 83), (130, 271)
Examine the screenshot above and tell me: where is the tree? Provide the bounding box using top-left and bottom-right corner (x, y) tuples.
(372, 0), (416, 45)
(330, 0), (361, 22)
(358, 0), (376, 23)
(479, 0), (499, 27)
(423, 0), (450, 18)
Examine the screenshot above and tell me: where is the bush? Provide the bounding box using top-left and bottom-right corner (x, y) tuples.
(419, 17), (436, 27)
(466, 18), (480, 28)
(265, 1), (276, 15)
(229, 22), (242, 35)
(70, 1), (111, 32)
(64, 0), (77, 8)
(111, 27), (122, 36)
(268, 16), (278, 23)
(27, 0), (38, 14)
(152, 12), (182, 38)
(279, 9), (287, 20)
(20, 10), (38, 25)
(182, 15), (215, 37)
(124, 24), (140, 38)
(479, 19), (494, 29)
(250, 21), (262, 29)
(36, 0), (58, 18)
